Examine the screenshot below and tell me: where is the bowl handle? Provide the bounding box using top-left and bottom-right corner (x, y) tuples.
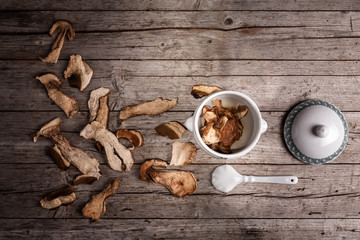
(261, 118), (268, 134)
(184, 116), (194, 132)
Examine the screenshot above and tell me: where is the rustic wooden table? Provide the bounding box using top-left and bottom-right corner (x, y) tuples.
(1, 0), (360, 239)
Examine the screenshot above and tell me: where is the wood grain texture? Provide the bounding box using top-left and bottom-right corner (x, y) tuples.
(1, 219), (359, 240)
(2, 30), (360, 61)
(0, 11), (357, 33)
(1, 0), (360, 11)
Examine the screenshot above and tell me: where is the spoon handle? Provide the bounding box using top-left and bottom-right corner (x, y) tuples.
(243, 175), (298, 184)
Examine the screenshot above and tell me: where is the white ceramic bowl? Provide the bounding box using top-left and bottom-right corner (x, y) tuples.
(184, 91), (267, 159)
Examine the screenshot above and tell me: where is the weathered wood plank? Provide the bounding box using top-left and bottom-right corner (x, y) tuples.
(1, 219), (359, 240)
(0, 112), (358, 165)
(1, 69), (360, 111)
(2, 190), (360, 219)
(0, 11), (355, 33)
(1, 30), (360, 61)
(4, 59), (360, 77)
(1, 164), (360, 198)
(1, 0), (360, 11)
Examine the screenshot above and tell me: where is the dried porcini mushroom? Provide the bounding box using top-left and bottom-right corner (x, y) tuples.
(33, 117), (101, 181)
(140, 159), (198, 198)
(64, 54), (93, 91)
(155, 121), (186, 140)
(88, 87), (111, 123)
(36, 73), (79, 118)
(116, 129), (143, 150)
(191, 85), (223, 99)
(95, 94), (110, 127)
(170, 141), (197, 166)
(200, 99), (248, 153)
(40, 186), (76, 210)
(40, 20), (75, 64)
(118, 98), (178, 122)
(200, 123), (220, 145)
(80, 121), (134, 172)
(82, 178), (121, 221)
(48, 145), (70, 170)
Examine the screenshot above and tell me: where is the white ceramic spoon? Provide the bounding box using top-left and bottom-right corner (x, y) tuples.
(212, 165), (298, 193)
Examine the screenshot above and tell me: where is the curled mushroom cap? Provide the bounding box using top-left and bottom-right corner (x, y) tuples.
(155, 121), (185, 140)
(64, 54), (93, 91)
(191, 85), (223, 99)
(170, 141), (197, 166)
(139, 159), (167, 183)
(116, 129), (143, 150)
(36, 73), (79, 119)
(140, 159), (198, 198)
(40, 20), (75, 64)
(82, 178), (121, 221)
(40, 186), (76, 210)
(119, 98), (178, 122)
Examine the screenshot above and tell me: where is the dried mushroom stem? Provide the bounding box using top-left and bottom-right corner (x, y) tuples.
(191, 85), (223, 98)
(33, 117), (101, 181)
(155, 121), (185, 139)
(40, 20), (75, 64)
(48, 145), (70, 170)
(82, 178), (122, 221)
(170, 141), (197, 166)
(80, 121), (134, 172)
(36, 73), (79, 118)
(64, 54), (93, 91)
(116, 129), (143, 150)
(88, 87), (111, 123)
(40, 186), (76, 210)
(118, 98), (178, 122)
(140, 159), (198, 198)
(95, 94), (110, 127)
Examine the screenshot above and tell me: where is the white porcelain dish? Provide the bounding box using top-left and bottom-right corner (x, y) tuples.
(184, 91), (267, 159)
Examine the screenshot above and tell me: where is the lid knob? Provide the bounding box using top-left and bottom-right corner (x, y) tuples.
(315, 125), (329, 138)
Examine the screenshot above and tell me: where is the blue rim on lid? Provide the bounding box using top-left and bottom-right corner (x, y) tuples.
(284, 100), (348, 164)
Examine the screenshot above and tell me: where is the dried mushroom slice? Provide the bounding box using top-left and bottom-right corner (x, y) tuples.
(48, 145), (70, 170)
(64, 54), (93, 91)
(95, 94), (110, 127)
(116, 129), (143, 150)
(88, 87), (111, 123)
(36, 73), (79, 118)
(80, 121), (134, 172)
(201, 106), (218, 125)
(232, 105), (248, 120)
(40, 20), (75, 64)
(140, 159), (198, 198)
(40, 186), (76, 210)
(33, 117), (101, 181)
(82, 178), (121, 221)
(170, 141), (197, 166)
(191, 85), (223, 98)
(155, 121), (185, 140)
(200, 123), (220, 145)
(118, 98), (178, 122)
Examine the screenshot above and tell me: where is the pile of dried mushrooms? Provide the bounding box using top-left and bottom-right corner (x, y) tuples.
(34, 20), (209, 221)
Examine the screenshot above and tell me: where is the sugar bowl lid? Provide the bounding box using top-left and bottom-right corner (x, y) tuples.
(284, 100), (348, 164)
